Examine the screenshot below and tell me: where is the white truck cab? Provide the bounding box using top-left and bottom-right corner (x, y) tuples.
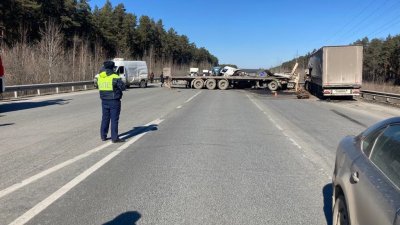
(220, 66), (240, 76)
(95, 58), (148, 88)
(190, 68), (199, 76)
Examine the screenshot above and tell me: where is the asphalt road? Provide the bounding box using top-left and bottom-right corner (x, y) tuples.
(0, 84), (399, 225)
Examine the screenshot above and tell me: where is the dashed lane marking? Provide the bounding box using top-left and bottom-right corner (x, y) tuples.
(185, 91), (202, 103)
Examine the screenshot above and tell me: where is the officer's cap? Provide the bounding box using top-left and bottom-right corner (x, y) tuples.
(103, 61), (115, 70)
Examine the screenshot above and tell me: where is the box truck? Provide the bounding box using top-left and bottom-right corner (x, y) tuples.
(305, 45), (363, 97)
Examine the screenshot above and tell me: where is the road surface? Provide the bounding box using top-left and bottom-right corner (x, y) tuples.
(0, 84), (398, 225)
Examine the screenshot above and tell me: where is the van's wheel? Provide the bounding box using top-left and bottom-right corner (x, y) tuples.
(193, 78), (204, 89)
(140, 80), (146, 88)
(333, 195), (350, 225)
(218, 79), (229, 90)
(205, 79), (217, 90)
(125, 83), (130, 89)
(268, 80), (279, 91)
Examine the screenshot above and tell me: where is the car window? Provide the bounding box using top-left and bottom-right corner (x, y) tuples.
(370, 124), (400, 188)
(362, 128), (385, 156)
(117, 66), (124, 74)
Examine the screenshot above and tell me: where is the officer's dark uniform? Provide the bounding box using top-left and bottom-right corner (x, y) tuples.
(98, 61), (126, 143)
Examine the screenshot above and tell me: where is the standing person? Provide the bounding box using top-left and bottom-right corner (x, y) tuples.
(160, 72), (164, 87)
(98, 60), (126, 143)
(150, 72), (154, 83)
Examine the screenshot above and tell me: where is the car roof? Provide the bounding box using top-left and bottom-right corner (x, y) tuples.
(361, 117), (400, 138)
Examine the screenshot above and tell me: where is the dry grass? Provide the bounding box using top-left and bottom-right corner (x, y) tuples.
(3, 22), (212, 86)
(362, 82), (400, 94)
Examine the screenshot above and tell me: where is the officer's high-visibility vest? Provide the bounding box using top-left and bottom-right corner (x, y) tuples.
(98, 72), (120, 91)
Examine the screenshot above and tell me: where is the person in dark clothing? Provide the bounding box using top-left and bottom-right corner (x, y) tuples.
(98, 60), (126, 143)
(150, 72), (154, 83)
(160, 72), (164, 87)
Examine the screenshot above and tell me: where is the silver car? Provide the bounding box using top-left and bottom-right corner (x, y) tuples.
(332, 117), (400, 225)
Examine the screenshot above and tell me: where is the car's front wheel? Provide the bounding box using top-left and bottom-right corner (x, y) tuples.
(333, 194), (350, 225)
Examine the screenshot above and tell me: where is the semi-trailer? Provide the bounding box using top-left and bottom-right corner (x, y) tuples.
(168, 71), (299, 91)
(305, 45), (363, 98)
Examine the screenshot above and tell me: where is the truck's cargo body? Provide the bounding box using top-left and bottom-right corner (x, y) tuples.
(306, 45), (363, 96)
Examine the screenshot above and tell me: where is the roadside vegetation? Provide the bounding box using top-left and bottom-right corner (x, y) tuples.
(1, 0), (218, 85)
(272, 35), (400, 93)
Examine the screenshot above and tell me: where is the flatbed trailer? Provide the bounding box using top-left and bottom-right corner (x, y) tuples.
(168, 75), (297, 91)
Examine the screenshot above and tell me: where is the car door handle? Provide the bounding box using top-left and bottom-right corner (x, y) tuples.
(351, 172), (359, 183)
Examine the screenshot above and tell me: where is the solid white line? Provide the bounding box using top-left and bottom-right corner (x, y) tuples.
(185, 91), (202, 103)
(275, 125), (283, 131)
(9, 118), (163, 225)
(0, 119), (162, 200)
(9, 151), (121, 225)
(0, 142), (113, 199)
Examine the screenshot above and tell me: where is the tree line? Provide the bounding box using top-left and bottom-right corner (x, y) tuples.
(271, 34), (400, 85)
(1, 0), (218, 85)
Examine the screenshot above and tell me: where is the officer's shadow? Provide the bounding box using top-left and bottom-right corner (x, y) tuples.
(119, 124), (159, 140)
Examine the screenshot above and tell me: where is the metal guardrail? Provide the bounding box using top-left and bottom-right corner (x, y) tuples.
(4, 81), (94, 98)
(360, 90), (400, 104)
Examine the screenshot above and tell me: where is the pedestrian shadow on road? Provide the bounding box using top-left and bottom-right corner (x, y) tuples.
(0, 123), (14, 127)
(323, 183), (333, 225)
(103, 211), (141, 225)
(0, 99), (71, 113)
(119, 124), (159, 140)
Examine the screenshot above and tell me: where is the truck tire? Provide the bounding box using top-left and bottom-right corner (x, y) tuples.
(193, 78), (204, 89)
(140, 80), (146, 88)
(268, 80), (279, 91)
(218, 79), (229, 90)
(190, 80), (195, 88)
(205, 79), (217, 90)
(125, 83), (130, 89)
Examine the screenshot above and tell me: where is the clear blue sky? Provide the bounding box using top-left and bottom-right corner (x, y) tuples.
(89, 0), (400, 68)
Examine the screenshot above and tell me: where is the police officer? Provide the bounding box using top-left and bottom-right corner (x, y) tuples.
(98, 60), (126, 143)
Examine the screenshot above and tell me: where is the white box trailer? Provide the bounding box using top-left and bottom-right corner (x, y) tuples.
(305, 45), (363, 97)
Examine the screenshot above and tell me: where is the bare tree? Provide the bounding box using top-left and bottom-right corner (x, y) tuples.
(38, 20), (63, 83)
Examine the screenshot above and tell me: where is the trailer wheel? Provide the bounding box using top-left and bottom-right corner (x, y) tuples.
(218, 79), (229, 90)
(205, 79), (217, 90)
(193, 78), (204, 89)
(268, 80), (279, 91)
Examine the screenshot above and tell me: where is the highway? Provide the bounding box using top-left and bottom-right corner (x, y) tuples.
(0, 84), (399, 225)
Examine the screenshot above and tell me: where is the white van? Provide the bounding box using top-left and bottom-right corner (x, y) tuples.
(94, 58), (148, 88)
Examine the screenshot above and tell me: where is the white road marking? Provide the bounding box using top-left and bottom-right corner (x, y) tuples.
(9, 118), (163, 225)
(246, 94), (303, 150)
(176, 105), (182, 109)
(275, 125), (283, 131)
(9, 151), (120, 225)
(289, 138), (302, 149)
(0, 142), (112, 199)
(0, 119), (161, 200)
(185, 91), (202, 103)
